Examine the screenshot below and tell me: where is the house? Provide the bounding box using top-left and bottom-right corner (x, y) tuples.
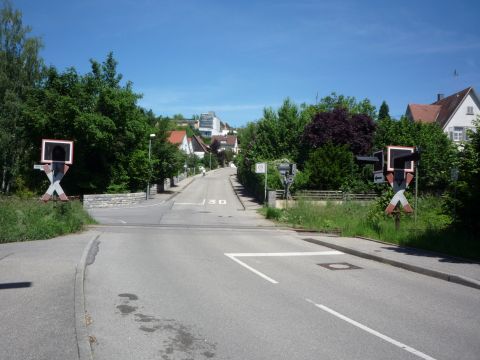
(167, 130), (191, 154)
(406, 86), (479, 142)
(199, 112), (222, 137)
(210, 135), (239, 154)
(220, 121), (237, 136)
(190, 134), (210, 159)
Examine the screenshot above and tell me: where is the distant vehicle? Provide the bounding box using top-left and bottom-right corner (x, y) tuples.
(229, 162), (236, 168)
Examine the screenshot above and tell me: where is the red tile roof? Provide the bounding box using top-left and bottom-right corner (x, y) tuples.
(167, 130), (187, 145)
(407, 87), (473, 128)
(407, 104), (441, 123)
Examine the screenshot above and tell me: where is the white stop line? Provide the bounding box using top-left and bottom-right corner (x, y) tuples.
(224, 251), (344, 284)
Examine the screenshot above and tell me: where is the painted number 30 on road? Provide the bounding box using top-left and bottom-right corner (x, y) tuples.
(208, 200), (227, 205)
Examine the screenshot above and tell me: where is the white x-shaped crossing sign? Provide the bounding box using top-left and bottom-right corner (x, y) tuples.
(385, 172), (413, 214)
(41, 163), (69, 202)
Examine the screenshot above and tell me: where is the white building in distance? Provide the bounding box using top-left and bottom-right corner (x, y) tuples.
(199, 112), (222, 137)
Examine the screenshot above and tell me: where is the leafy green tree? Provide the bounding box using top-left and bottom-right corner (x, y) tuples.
(0, 1), (44, 194)
(378, 101), (390, 121)
(304, 143), (355, 190)
(25, 54), (152, 195)
(444, 117), (480, 234)
(301, 93), (377, 125)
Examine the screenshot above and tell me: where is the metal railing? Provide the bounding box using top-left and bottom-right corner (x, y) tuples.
(275, 190), (377, 201)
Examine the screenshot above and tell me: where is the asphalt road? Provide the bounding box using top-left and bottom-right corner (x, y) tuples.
(84, 168), (480, 360)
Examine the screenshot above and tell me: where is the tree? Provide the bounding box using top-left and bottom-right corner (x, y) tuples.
(378, 101), (390, 121)
(302, 108), (376, 156)
(444, 117), (480, 234)
(24, 54), (153, 195)
(0, 1), (44, 193)
(302, 92), (377, 123)
(304, 143), (355, 190)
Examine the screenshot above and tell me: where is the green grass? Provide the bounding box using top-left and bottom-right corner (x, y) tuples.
(260, 197), (480, 261)
(0, 197), (96, 243)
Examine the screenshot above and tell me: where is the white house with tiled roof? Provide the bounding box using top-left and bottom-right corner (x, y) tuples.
(406, 87), (479, 142)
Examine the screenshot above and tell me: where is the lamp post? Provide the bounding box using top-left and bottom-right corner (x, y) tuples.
(147, 133), (156, 200)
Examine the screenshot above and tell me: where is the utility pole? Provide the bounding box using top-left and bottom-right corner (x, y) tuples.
(147, 133), (155, 200)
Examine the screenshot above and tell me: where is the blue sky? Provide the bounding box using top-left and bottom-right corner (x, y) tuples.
(14, 0), (480, 127)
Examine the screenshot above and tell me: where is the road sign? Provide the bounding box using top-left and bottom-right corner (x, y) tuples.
(373, 173), (385, 184)
(386, 146), (414, 172)
(41, 139), (74, 165)
(255, 163), (266, 174)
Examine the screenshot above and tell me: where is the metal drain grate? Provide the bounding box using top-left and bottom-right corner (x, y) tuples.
(318, 262), (362, 270)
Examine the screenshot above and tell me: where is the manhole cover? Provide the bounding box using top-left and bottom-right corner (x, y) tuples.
(318, 262), (362, 270)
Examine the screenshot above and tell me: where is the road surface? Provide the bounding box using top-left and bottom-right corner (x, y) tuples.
(84, 168), (480, 360)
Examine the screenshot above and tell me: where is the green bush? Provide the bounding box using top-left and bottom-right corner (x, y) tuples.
(0, 197), (96, 242)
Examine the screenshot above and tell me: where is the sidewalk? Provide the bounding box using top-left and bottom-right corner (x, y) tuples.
(229, 173), (480, 291)
(147, 173), (199, 203)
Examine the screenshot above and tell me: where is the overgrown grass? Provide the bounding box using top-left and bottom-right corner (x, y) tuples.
(261, 197), (480, 261)
(0, 197), (96, 243)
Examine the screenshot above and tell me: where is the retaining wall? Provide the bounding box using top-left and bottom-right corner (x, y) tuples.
(83, 192), (146, 209)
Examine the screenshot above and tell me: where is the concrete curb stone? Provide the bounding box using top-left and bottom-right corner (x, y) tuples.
(74, 234), (100, 360)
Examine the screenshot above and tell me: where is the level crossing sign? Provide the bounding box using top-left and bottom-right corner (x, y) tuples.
(35, 139), (74, 202)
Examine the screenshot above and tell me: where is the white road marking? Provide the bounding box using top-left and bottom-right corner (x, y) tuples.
(219, 199), (227, 205)
(225, 254), (278, 284)
(208, 199), (216, 205)
(175, 199), (206, 206)
(305, 299), (437, 360)
(225, 251), (344, 284)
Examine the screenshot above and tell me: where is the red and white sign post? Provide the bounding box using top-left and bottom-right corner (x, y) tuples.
(37, 139), (74, 202)
(41, 163), (70, 202)
(384, 146), (417, 215)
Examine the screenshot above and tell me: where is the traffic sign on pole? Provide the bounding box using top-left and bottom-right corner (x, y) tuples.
(255, 163), (266, 174)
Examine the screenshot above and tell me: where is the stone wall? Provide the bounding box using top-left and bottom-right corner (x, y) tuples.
(83, 192), (146, 209)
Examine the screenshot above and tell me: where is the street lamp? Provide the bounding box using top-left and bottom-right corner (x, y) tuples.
(147, 133), (156, 200)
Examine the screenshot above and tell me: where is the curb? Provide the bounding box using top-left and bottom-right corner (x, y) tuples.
(163, 176), (196, 202)
(303, 237), (480, 291)
(74, 234), (100, 360)
(228, 175), (246, 211)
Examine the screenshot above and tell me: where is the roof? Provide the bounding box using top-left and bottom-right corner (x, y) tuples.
(433, 87), (472, 128)
(211, 135), (237, 146)
(407, 104), (441, 123)
(167, 130), (187, 145)
(191, 134), (209, 153)
(407, 87), (474, 128)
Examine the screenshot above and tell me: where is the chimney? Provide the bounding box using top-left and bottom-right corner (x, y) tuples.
(437, 93), (444, 101)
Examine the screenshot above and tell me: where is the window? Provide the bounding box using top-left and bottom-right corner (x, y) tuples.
(466, 106), (474, 115)
(453, 127), (464, 142)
